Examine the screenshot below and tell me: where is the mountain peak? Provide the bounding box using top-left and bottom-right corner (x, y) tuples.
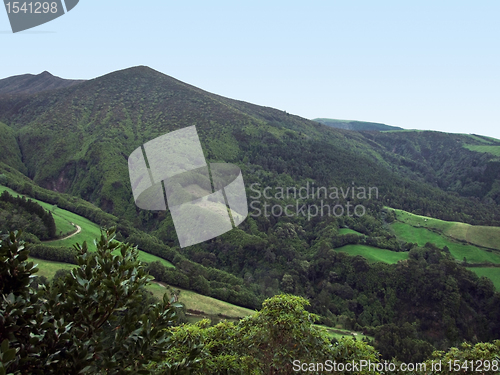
(0, 71), (84, 96)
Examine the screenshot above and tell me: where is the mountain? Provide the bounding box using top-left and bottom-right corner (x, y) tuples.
(0, 66), (497, 225)
(0, 71), (84, 96)
(0, 66), (499, 360)
(314, 118), (403, 131)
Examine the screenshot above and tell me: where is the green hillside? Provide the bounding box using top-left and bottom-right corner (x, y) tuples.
(386, 208), (500, 290)
(390, 207), (500, 251)
(392, 221), (500, 264)
(1, 66), (499, 229)
(0, 121), (26, 174)
(0, 184), (174, 268)
(31, 256), (253, 320)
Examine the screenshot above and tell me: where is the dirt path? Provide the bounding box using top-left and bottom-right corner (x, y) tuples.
(45, 223), (81, 242)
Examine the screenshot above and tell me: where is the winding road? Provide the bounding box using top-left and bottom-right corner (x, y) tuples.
(45, 223), (81, 242)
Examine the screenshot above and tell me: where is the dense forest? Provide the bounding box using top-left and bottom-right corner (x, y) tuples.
(0, 190), (56, 240)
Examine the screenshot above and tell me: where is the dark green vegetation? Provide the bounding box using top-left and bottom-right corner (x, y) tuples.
(361, 130), (500, 207)
(3, 231), (499, 375)
(0, 230), (190, 374)
(0, 190), (56, 240)
(1, 66), (500, 366)
(469, 268), (500, 291)
(313, 118), (403, 131)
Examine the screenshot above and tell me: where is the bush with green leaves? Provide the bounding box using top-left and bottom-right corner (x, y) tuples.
(157, 294), (380, 375)
(422, 341), (500, 375)
(0, 229), (194, 374)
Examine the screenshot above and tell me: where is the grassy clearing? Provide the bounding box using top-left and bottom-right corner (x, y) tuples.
(149, 282), (255, 318)
(31, 257), (76, 279)
(338, 228), (364, 236)
(335, 244), (408, 264)
(0, 185), (174, 268)
(463, 144), (500, 156)
(467, 268), (500, 291)
(316, 325), (372, 341)
(390, 208), (500, 252)
(391, 222), (500, 264)
(390, 208), (455, 232)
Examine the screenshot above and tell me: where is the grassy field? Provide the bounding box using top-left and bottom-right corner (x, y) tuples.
(467, 268), (500, 291)
(389, 208), (500, 252)
(391, 222), (500, 264)
(463, 144), (500, 157)
(0, 185), (174, 268)
(149, 282), (255, 318)
(338, 228), (364, 236)
(31, 257), (76, 279)
(335, 244), (408, 264)
(28, 257), (254, 319)
(387, 208), (500, 288)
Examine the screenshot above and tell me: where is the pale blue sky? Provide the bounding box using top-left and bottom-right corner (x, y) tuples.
(1, 1), (499, 139)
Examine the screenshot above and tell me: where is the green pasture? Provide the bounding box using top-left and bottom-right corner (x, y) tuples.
(463, 144), (500, 157)
(391, 222), (500, 264)
(0, 185), (75, 236)
(390, 208), (500, 251)
(316, 325), (372, 341)
(30, 257), (76, 279)
(148, 282), (255, 318)
(467, 267), (500, 291)
(335, 244), (408, 264)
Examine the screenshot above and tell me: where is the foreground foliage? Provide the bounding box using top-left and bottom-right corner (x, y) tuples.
(155, 294), (380, 375)
(0, 229), (187, 374)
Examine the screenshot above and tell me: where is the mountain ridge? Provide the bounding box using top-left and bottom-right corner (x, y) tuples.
(314, 118), (404, 131)
(0, 71), (84, 96)
(0, 65), (499, 227)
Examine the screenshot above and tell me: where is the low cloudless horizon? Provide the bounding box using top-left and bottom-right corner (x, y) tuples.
(1, 1), (499, 139)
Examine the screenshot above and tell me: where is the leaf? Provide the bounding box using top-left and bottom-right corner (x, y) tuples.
(0, 340), (9, 352)
(2, 348), (17, 362)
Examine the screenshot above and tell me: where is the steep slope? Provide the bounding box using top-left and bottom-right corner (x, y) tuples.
(0, 121), (26, 174)
(0, 71), (84, 95)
